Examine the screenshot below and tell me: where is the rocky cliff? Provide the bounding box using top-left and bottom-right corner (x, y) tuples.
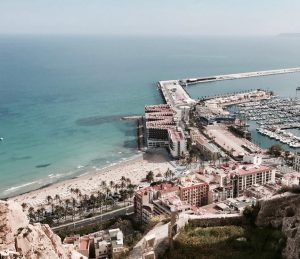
(256, 192), (300, 259)
(0, 200), (81, 259)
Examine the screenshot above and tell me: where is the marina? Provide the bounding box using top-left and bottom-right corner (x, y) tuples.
(235, 96), (300, 148)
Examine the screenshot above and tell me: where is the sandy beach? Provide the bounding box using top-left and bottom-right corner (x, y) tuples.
(8, 151), (174, 210)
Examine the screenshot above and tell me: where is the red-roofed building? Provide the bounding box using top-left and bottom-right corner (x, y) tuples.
(78, 237), (90, 258)
(134, 183), (179, 223)
(145, 105), (176, 149)
(178, 177), (209, 207)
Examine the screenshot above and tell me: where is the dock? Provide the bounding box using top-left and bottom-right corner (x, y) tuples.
(122, 116), (143, 121)
(180, 67), (300, 85)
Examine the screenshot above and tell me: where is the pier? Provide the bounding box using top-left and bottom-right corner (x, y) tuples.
(157, 80), (196, 109)
(180, 67), (300, 85)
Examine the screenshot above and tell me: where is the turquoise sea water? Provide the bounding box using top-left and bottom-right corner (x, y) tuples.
(1, 35), (300, 198)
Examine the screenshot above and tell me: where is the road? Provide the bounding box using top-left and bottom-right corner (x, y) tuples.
(51, 205), (134, 232)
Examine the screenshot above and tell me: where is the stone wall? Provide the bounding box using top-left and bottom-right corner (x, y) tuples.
(188, 214), (246, 228)
(256, 193), (300, 259)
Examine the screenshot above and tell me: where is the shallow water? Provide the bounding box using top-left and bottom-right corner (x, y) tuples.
(0, 35), (300, 197)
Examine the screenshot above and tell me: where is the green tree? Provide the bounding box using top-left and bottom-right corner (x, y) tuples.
(268, 144), (283, 157)
(28, 207), (35, 222)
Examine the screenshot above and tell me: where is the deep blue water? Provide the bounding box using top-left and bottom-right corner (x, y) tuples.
(0, 35), (300, 197)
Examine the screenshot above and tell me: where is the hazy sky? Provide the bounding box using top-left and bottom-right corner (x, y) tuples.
(0, 0), (299, 36)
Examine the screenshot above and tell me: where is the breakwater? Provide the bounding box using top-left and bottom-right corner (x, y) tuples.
(180, 67), (300, 85)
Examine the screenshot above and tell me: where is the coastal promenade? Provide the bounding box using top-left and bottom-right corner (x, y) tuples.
(181, 67), (300, 85)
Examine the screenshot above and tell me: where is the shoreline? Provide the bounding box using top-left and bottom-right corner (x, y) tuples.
(1, 152), (143, 200)
(8, 150), (174, 210)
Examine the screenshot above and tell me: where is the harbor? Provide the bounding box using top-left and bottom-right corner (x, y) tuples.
(156, 70), (300, 153)
(234, 96), (300, 148)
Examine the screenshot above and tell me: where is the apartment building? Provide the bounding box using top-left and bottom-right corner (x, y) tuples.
(178, 175), (209, 207)
(168, 127), (188, 158)
(231, 165), (275, 197)
(145, 105), (176, 149)
(134, 183), (179, 223)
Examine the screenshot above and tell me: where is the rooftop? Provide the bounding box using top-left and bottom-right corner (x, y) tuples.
(136, 183), (179, 197)
(168, 127), (185, 141)
(78, 237), (90, 251)
(178, 174), (208, 188)
(235, 165), (271, 176)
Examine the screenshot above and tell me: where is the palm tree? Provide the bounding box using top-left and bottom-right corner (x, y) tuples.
(90, 194), (96, 213)
(127, 187), (135, 202)
(40, 207), (45, 221)
(101, 180), (107, 189)
(64, 199), (70, 220)
(46, 195), (53, 205)
(146, 171), (154, 183)
(71, 197), (77, 221)
(96, 191), (104, 214)
(126, 178), (131, 187)
(54, 205), (64, 224)
(170, 171), (175, 180)
(72, 188), (81, 199)
(36, 208), (41, 222)
(78, 200), (84, 218)
(21, 203), (27, 211)
(120, 181), (126, 190)
(78, 192), (82, 203)
(81, 194), (89, 212)
(104, 189), (112, 212)
(164, 168), (171, 180)
(109, 180), (115, 190)
(28, 207), (35, 222)
(120, 176), (126, 183)
(54, 194), (60, 204)
(114, 183), (120, 194)
(119, 189), (128, 207)
(128, 183), (137, 190)
(223, 156), (230, 162)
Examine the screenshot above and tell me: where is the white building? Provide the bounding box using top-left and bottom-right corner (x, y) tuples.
(168, 127), (187, 158)
(233, 165), (275, 197)
(243, 154), (262, 165)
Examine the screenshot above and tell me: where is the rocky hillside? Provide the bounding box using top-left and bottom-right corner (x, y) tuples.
(0, 200), (81, 259)
(256, 192), (300, 259)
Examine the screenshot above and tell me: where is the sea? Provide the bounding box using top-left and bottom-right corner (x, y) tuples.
(1, 35), (300, 198)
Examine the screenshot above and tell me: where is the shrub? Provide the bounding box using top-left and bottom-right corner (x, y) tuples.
(243, 204), (260, 225)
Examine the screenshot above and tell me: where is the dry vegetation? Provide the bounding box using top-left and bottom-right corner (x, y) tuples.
(162, 224), (285, 259)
